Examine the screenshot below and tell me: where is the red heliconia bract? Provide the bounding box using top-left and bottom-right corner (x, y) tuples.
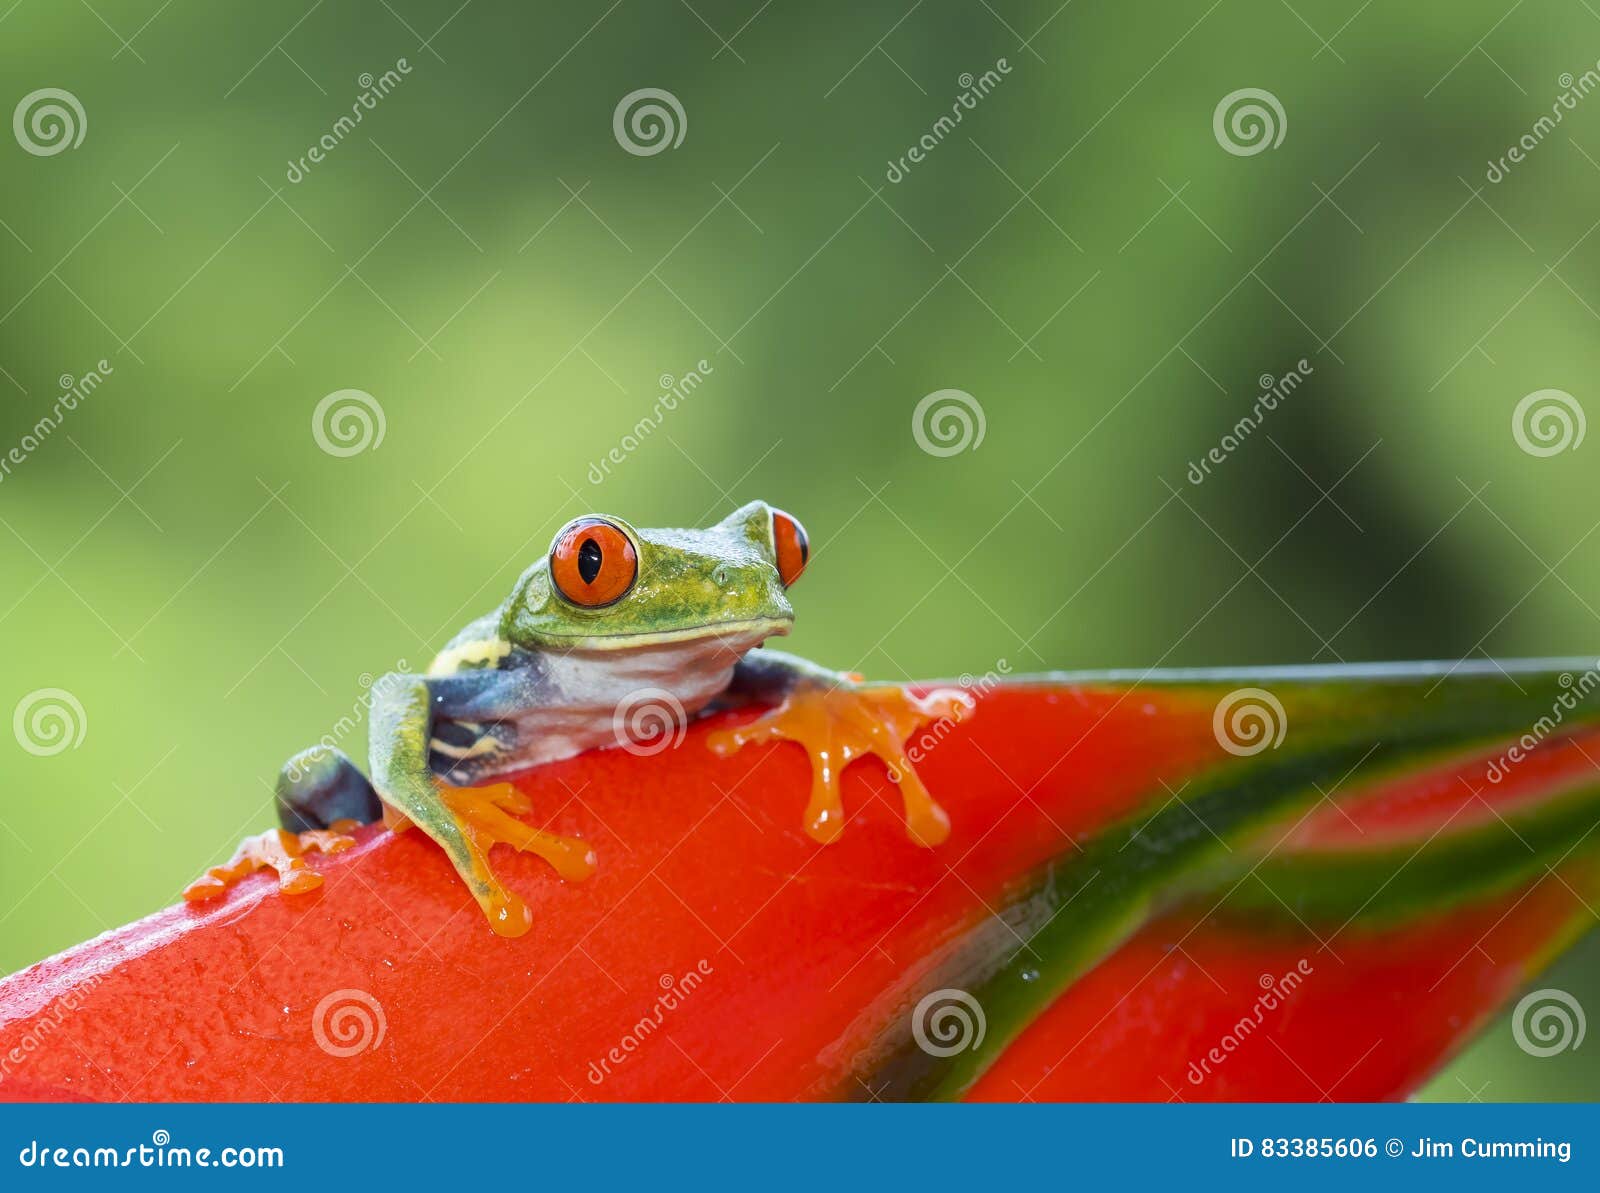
(1, 664), (1596, 1102)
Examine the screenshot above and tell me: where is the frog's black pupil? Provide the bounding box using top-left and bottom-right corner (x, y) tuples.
(577, 537), (603, 584)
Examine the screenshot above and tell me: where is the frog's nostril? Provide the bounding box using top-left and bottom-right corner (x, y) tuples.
(713, 565), (731, 586)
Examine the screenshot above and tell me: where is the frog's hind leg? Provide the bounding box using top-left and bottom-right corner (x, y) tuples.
(183, 745), (372, 904)
(276, 745), (382, 831)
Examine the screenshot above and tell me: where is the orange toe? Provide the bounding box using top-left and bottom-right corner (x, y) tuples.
(183, 821), (358, 903)
(431, 782), (598, 939)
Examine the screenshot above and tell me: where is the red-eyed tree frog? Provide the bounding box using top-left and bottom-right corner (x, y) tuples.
(186, 502), (973, 936)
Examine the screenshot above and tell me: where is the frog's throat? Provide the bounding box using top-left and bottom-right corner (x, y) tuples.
(526, 615), (792, 651)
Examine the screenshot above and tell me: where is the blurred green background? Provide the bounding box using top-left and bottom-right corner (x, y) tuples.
(2, 0), (1598, 1099)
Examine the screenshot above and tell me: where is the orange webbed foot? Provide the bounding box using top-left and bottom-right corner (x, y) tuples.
(183, 821), (359, 903)
(707, 680), (974, 846)
(438, 782), (598, 884)
(362, 780), (598, 937)
(428, 782), (597, 938)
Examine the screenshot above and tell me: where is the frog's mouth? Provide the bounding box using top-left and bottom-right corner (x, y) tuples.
(532, 616), (793, 651)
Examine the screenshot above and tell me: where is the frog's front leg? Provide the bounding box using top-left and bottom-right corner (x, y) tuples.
(369, 674), (595, 937)
(707, 650), (975, 846)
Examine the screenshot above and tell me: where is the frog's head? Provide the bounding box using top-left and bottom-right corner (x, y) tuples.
(502, 500), (806, 650)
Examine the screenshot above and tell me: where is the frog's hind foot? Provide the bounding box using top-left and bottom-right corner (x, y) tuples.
(184, 746), (374, 905)
(183, 822), (358, 903)
(276, 745), (382, 831)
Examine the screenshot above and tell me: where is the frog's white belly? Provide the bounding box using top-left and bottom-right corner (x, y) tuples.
(458, 628), (767, 779)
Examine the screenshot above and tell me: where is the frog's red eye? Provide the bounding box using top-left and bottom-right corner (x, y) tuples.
(550, 518), (637, 607)
(771, 509), (808, 588)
